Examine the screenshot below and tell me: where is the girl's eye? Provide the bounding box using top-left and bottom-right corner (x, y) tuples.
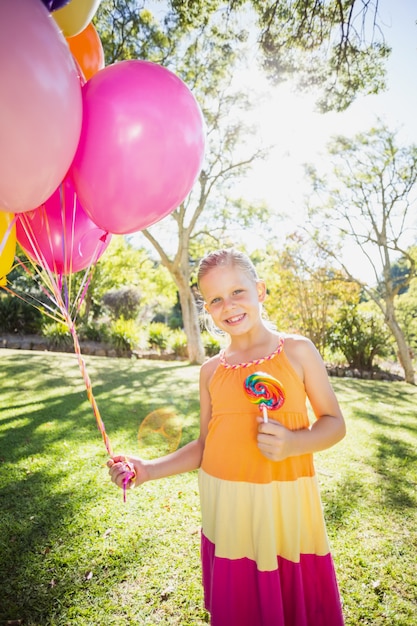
(210, 297), (221, 305)
(233, 289), (244, 296)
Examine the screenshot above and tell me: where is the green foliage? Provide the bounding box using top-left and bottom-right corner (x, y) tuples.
(0, 293), (43, 334)
(390, 248), (417, 296)
(168, 328), (188, 358)
(148, 322), (171, 352)
(42, 322), (73, 350)
(305, 125), (417, 382)
(96, 0), (177, 65)
(255, 0), (390, 112)
(166, 292), (184, 330)
(109, 317), (140, 352)
(92, 237), (177, 324)
(328, 303), (391, 370)
(77, 321), (111, 343)
(255, 241), (361, 354)
(201, 331), (221, 357)
(395, 275), (417, 352)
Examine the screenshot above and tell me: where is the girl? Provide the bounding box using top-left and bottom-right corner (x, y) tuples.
(108, 248), (346, 626)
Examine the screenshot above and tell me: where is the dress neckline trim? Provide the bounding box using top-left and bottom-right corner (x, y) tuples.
(219, 336), (284, 369)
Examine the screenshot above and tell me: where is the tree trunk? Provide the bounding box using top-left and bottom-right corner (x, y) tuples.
(384, 298), (415, 385)
(176, 280), (205, 364)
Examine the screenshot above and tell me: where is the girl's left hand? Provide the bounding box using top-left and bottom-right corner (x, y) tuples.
(256, 418), (295, 462)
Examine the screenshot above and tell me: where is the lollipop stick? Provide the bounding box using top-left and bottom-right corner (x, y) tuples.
(261, 404), (268, 423)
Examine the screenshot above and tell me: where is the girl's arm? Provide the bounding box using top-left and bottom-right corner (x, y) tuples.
(108, 357), (216, 490)
(257, 335), (346, 461)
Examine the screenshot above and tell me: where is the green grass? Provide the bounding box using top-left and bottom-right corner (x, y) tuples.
(1, 349), (416, 625)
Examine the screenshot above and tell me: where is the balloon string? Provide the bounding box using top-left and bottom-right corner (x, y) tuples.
(66, 318), (113, 458)
(67, 322), (136, 500)
(9, 220), (131, 498)
(1, 282), (64, 324)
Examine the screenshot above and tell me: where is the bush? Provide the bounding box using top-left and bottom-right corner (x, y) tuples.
(42, 322), (73, 350)
(148, 322), (170, 352)
(168, 328), (188, 358)
(327, 303), (391, 370)
(109, 318), (140, 353)
(102, 286), (142, 320)
(0, 295), (43, 334)
(202, 331), (221, 357)
(77, 322), (110, 343)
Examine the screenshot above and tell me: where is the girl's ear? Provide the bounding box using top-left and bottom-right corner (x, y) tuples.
(257, 280), (267, 302)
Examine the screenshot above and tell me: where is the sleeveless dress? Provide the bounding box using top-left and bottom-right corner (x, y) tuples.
(199, 338), (344, 626)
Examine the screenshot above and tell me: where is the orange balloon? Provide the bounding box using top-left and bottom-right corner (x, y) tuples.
(0, 212), (16, 286)
(66, 22), (104, 81)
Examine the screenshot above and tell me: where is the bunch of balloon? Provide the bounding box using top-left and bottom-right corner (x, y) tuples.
(0, 0), (111, 465)
(0, 0), (206, 483)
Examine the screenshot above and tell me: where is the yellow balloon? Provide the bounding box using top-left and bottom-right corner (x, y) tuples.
(0, 212), (16, 285)
(53, 0), (102, 38)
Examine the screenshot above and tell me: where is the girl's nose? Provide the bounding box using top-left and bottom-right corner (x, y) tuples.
(223, 296), (235, 310)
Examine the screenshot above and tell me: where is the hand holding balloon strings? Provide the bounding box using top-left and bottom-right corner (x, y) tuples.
(4, 208), (135, 501)
(244, 372), (286, 423)
(0, 3), (204, 500)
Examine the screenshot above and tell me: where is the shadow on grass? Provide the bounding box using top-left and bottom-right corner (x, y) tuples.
(0, 352), (200, 465)
(0, 352), (202, 623)
(321, 436), (417, 534)
(0, 464), (171, 624)
(331, 377), (417, 436)
(371, 434), (417, 510)
(0, 472), (79, 622)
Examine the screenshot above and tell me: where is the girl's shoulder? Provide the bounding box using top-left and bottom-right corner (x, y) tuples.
(200, 352), (222, 382)
(281, 333), (322, 380)
(282, 332), (315, 350)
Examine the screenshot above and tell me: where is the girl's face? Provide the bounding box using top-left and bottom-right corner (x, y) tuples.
(200, 264), (266, 335)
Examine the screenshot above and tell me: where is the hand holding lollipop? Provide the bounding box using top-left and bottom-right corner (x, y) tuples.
(244, 371), (285, 423)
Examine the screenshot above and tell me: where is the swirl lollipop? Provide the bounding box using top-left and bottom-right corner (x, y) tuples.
(244, 371), (285, 423)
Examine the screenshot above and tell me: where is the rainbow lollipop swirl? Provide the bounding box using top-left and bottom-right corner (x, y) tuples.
(244, 371), (285, 421)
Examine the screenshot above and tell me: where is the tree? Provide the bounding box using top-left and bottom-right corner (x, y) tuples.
(94, 1), (390, 362)
(168, 0), (390, 112)
(395, 247), (417, 355)
(305, 123), (417, 383)
(96, 2), (270, 362)
(84, 236), (176, 324)
(255, 238), (361, 354)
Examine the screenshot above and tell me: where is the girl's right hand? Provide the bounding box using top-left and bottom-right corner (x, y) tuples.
(107, 455), (148, 490)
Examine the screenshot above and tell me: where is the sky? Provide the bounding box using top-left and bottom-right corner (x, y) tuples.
(238, 1), (417, 209)
(235, 0), (417, 277)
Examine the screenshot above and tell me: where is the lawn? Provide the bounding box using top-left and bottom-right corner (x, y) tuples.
(0, 349), (416, 625)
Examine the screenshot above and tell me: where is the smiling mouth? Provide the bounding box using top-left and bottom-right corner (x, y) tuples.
(225, 313), (245, 325)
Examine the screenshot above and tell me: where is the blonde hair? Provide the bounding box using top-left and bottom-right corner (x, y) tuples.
(196, 248), (263, 338)
(197, 248), (259, 289)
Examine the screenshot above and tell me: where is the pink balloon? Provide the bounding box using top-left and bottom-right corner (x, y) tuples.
(69, 60), (205, 234)
(0, 0), (82, 213)
(16, 178), (111, 276)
